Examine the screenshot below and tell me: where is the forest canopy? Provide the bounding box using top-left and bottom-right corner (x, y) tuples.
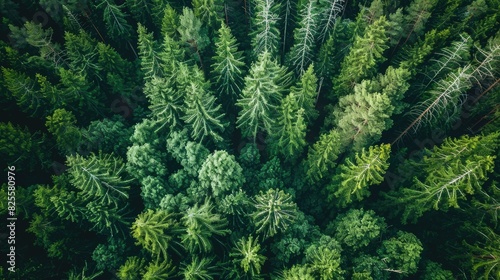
(0, 0), (499, 279)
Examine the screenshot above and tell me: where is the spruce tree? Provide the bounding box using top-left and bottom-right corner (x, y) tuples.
(317, 0), (346, 42)
(211, 23), (245, 106)
(251, 0), (281, 57)
(236, 51), (292, 140)
(333, 16), (390, 97)
(328, 144), (391, 207)
(306, 129), (342, 181)
(290, 63), (319, 121)
(287, 0), (319, 74)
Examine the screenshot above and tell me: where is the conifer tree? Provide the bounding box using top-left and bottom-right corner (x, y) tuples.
(334, 89), (394, 151)
(181, 256), (217, 280)
(395, 0), (438, 48)
(137, 24), (163, 81)
(230, 235), (266, 277)
(143, 76), (184, 131)
(269, 94), (307, 161)
(384, 133), (499, 224)
(328, 144), (391, 207)
(290, 63), (319, 121)
(131, 209), (183, 259)
(182, 78), (227, 144)
(192, 0), (223, 26)
(66, 153), (132, 206)
(198, 150), (245, 197)
(305, 129), (342, 181)
(64, 31), (101, 79)
(287, 0), (319, 74)
(251, 0), (281, 57)
(45, 109), (81, 154)
(181, 200), (230, 253)
(317, 0), (346, 42)
(333, 16), (390, 97)
(251, 188), (298, 238)
(95, 0), (133, 41)
(236, 51), (292, 140)
(161, 4), (179, 38)
(211, 23), (245, 106)
(1, 67), (45, 116)
(177, 7), (210, 60)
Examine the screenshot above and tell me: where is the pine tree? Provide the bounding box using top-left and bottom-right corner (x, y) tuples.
(384, 133), (499, 224)
(269, 94), (307, 161)
(1, 67), (45, 116)
(393, 0), (438, 49)
(251, 0), (281, 57)
(45, 109), (82, 154)
(66, 153), (132, 206)
(144, 76), (184, 131)
(192, 0), (223, 26)
(333, 16), (390, 97)
(161, 4), (179, 38)
(328, 144), (391, 207)
(181, 256), (217, 280)
(211, 23), (245, 106)
(230, 235), (266, 277)
(305, 129), (342, 181)
(236, 51), (292, 140)
(251, 188), (298, 238)
(137, 24), (163, 81)
(287, 0), (319, 74)
(181, 200), (230, 253)
(317, 0), (346, 42)
(394, 66), (472, 143)
(177, 7), (210, 60)
(290, 63), (319, 121)
(131, 209), (183, 259)
(334, 88), (394, 151)
(182, 77), (227, 144)
(95, 0), (133, 41)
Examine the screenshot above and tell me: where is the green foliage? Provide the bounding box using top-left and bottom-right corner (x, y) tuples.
(327, 208), (386, 251)
(230, 235), (266, 277)
(0, 122), (47, 171)
(251, 188), (298, 239)
(211, 23), (245, 105)
(290, 64), (319, 122)
(464, 227), (500, 280)
(181, 200), (230, 252)
(81, 117), (132, 157)
(131, 209), (182, 259)
(118, 257), (146, 280)
(91, 237), (126, 271)
(420, 261), (454, 280)
(67, 153), (131, 206)
(305, 236), (344, 280)
(334, 16), (390, 97)
(251, 0), (281, 57)
(142, 260), (176, 280)
(269, 94), (307, 161)
(333, 87), (394, 151)
(287, 0), (319, 74)
(328, 144), (391, 207)
(177, 8), (210, 53)
(317, 0), (346, 42)
(182, 76), (227, 144)
(377, 231), (423, 276)
(236, 51), (292, 139)
(305, 129), (341, 181)
(181, 256), (217, 280)
(46, 108), (81, 154)
(385, 133), (498, 224)
(95, 0), (133, 40)
(137, 23), (163, 81)
(198, 150), (245, 197)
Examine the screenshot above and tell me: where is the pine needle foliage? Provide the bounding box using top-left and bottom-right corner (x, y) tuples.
(66, 153), (132, 206)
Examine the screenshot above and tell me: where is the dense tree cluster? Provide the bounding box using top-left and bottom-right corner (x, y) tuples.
(1, 0), (499, 279)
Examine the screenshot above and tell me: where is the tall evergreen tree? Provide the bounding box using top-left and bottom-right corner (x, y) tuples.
(236, 51), (292, 140)
(269, 94), (307, 161)
(95, 0), (133, 41)
(333, 16), (390, 97)
(328, 144), (391, 207)
(230, 235), (266, 277)
(137, 24), (163, 81)
(317, 0), (346, 42)
(211, 23), (245, 106)
(287, 0), (319, 74)
(290, 63), (319, 121)
(251, 0), (281, 57)
(305, 129), (342, 181)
